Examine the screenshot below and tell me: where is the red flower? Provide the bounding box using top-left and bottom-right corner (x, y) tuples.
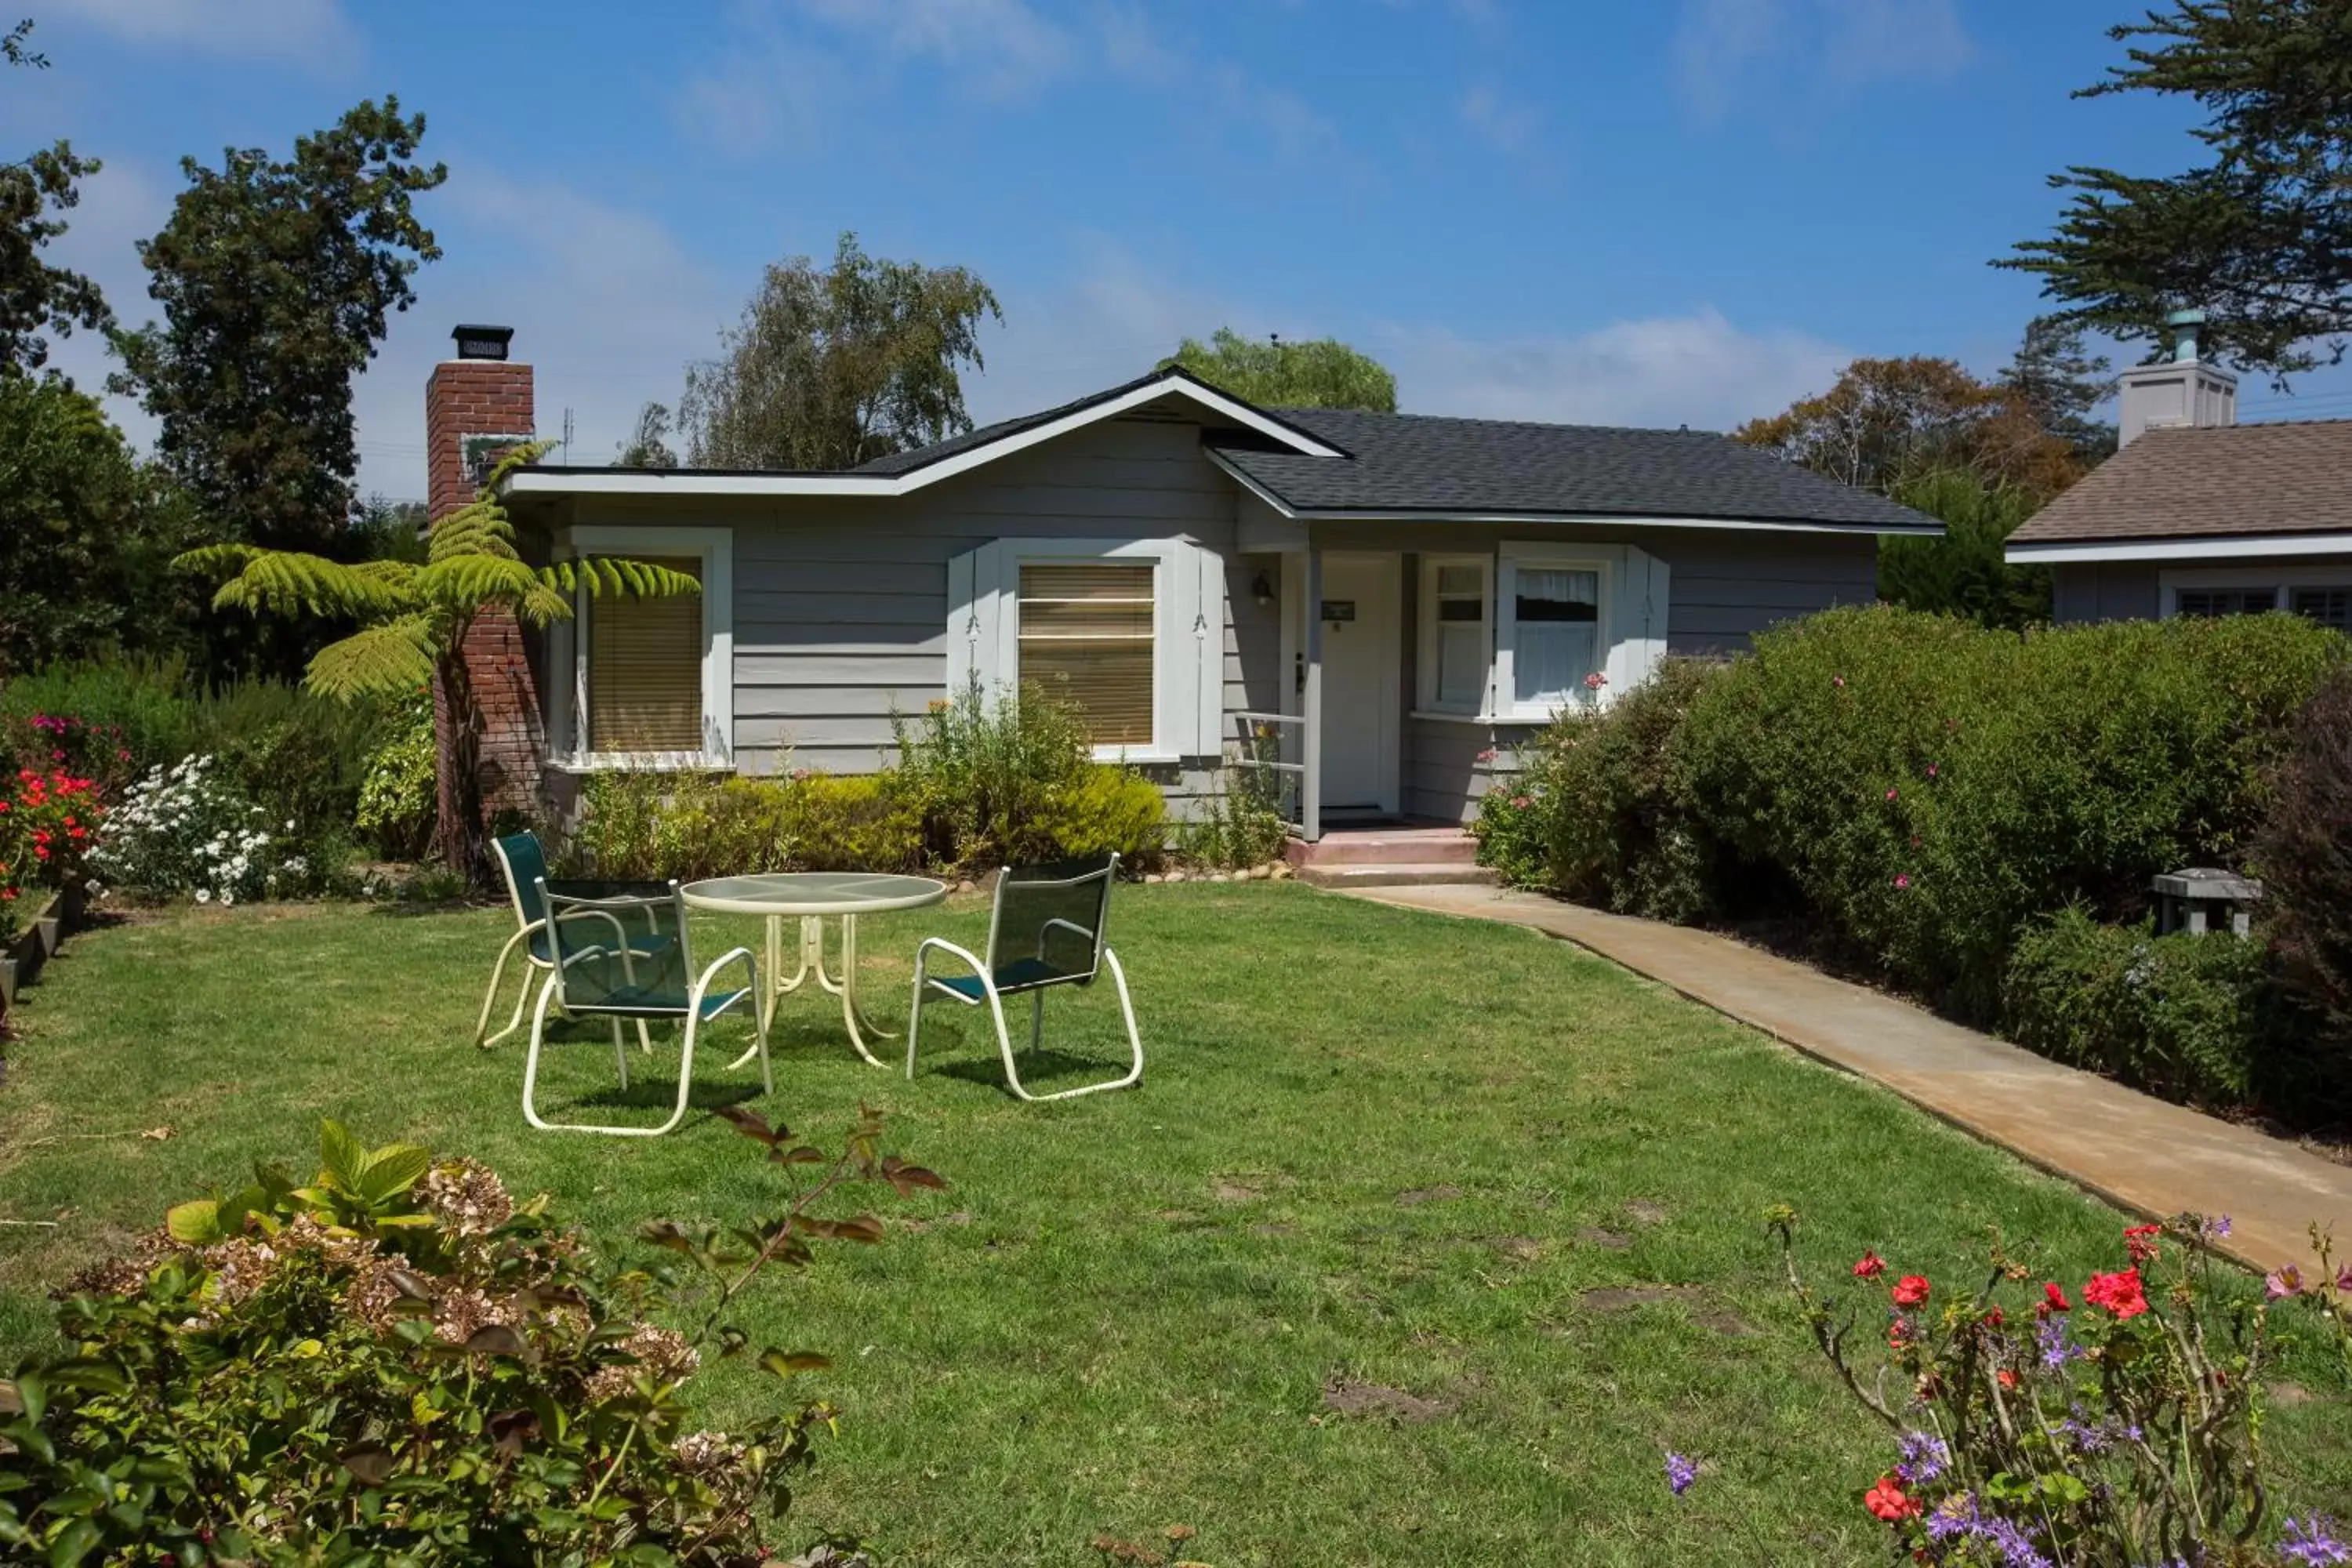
(1996, 1369), (2020, 1390)
(1853, 1250), (1886, 1279)
(1865, 1475), (1919, 1523)
(2038, 1282), (2071, 1318)
(1981, 1307), (2005, 1330)
(2082, 1268), (2148, 1319)
(2124, 1223), (2162, 1265)
(1891, 1275), (1930, 1308)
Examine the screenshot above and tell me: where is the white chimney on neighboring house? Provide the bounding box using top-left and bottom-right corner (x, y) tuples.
(2115, 307), (2238, 448)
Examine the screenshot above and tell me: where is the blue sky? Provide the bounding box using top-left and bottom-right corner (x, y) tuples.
(13, 0), (2352, 499)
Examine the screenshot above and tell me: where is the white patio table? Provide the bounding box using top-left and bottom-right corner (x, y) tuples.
(680, 872), (948, 1066)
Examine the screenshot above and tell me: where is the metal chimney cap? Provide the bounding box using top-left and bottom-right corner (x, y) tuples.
(452, 325), (514, 361)
(2166, 307), (2205, 365)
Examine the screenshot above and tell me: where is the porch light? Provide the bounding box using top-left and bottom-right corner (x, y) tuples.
(1251, 572), (1275, 607)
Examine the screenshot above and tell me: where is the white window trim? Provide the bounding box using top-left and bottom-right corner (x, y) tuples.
(1496, 548), (1617, 724)
(2158, 564), (2352, 618)
(1415, 554), (1493, 717)
(949, 536), (1219, 765)
(550, 524), (734, 771)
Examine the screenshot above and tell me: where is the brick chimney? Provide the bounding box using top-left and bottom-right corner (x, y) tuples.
(2116, 308), (2238, 448)
(426, 325), (544, 827)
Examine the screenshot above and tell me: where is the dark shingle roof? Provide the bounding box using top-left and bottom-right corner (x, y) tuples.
(2009, 419), (2352, 544)
(1208, 407), (1935, 530)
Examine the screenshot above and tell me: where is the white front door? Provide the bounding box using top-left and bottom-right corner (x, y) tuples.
(1318, 554), (1400, 815)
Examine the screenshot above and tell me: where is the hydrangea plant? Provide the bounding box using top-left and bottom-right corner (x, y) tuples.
(0, 1108), (938, 1563)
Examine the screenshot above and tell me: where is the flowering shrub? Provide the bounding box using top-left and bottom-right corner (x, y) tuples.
(1770, 1205), (2341, 1566)
(86, 755), (314, 906)
(0, 1109), (938, 1563)
(0, 763), (102, 942)
(1469, 783), (1551, 889)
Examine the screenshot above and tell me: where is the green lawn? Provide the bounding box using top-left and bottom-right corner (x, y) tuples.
(2, 887), (2347, 1565)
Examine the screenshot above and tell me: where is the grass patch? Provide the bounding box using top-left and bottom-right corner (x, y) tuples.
(2, 887), (2347, 1563)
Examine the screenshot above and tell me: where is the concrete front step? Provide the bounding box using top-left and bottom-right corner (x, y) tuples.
(1289, 828), (1480, 869)
(1295, 863), (1501, 890)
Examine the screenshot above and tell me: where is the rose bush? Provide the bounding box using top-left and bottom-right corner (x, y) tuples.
(1773, 1206), (2343, 1566)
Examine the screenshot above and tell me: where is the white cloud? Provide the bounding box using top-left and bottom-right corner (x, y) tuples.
(1379, 308), (1849, 431)
(345, 167), (731, 494)
(47, 0), (359, 71)
(1674, 0), (1971, 123)
(771, 0), (1074, 99)
(1461, 84), (1542, 154)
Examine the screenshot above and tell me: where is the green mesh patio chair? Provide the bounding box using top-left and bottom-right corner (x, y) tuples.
(521, 880), (770, 1137)
(478, 831), (673, 1048)
(906, 852), (1142, 1102)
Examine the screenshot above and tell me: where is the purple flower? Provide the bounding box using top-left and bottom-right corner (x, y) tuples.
(2201, 1214), (2233, 1240)
(1663, 1451), (1698, 1496)
(2282, 1516), (2352, 1566)
(2036, 1316), (2081, 1370)
(1895, 1429), (1948, 1484)
(1924, 1494), (2054, 1568)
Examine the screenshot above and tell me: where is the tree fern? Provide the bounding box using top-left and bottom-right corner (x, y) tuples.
(176, 440), (701, 878)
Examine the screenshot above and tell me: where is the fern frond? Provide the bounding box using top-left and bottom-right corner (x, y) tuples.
(306, 615), (437, 702)
(180, 546), (413, 619)
(557, 557), (705, 601)
(413, 554), (554, 616)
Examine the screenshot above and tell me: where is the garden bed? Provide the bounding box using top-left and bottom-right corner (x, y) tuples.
(0, 882), (84, 1028)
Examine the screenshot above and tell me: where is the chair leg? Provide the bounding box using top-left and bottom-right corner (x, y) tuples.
(611, 1018), (630, 1091)
(521, 975), (564, 1131)
(1000, 951), (1145, 1104)
(906, 953), (929, 1079)
(1029, 990), (1045, 1055)
(476, 929), (531, 1047)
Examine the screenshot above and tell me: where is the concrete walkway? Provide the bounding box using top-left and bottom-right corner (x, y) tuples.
(1352, 884), (2350, 1276)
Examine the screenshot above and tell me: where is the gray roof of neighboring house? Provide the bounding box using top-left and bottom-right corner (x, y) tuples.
(2008, 419), (2352, 544)
(1209, 407), (1935, 529)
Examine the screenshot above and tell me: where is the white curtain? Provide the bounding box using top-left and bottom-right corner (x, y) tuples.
(1514, 568), (1599, 707)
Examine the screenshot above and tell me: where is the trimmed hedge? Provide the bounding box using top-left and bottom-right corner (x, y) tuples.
(1483, 607), (2342, 1026)
(2002, 909), (2274, 1109)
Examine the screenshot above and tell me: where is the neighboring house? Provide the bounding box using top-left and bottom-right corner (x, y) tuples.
(2006, 320), (2352, 629)
(430, 330), (1935, 838)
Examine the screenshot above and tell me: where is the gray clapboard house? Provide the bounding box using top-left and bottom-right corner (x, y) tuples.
(495, 361), (1935, 837)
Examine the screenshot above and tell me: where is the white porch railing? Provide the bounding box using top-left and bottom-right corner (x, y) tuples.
(1231, 710), (1309, 840)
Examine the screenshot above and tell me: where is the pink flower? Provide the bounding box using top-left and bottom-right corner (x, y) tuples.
(1509, 795), (1534, 808)
(1893, 874), (1911, 890)
(1926, 764), (1938, 778)
(1582, 671), (1609, 691)
(1885, 787), (1898, 801)
(1475, 747), (1498, 763)
(1833, 676), (1846, 688)
(2267, 1265), (2305, 1300)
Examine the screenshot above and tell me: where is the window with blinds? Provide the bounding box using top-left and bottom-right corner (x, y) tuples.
(586, 555), (705, 753)
(1018, 561), (1155, 748)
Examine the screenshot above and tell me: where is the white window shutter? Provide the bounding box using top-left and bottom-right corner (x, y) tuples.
(946, 542), (1007, 702)
(1189, 543), (1225, 757)
(1602, 546), (1670, 700)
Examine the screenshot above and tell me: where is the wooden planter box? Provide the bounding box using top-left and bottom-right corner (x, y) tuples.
(0, 883), (84, 1026)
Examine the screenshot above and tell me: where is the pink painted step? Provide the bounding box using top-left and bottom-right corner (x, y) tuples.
(1286, 824), (1495, 887)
